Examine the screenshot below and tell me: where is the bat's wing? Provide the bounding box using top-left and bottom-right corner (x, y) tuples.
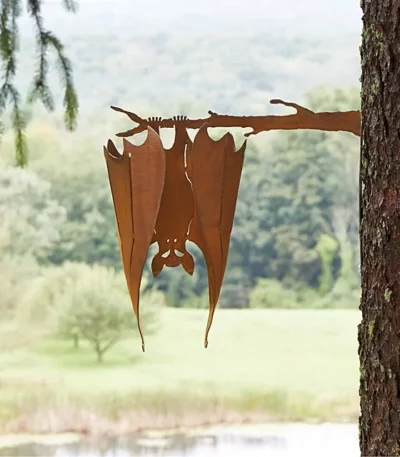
(189, 125), (246, 347)
(220, 134), (246, 281)
(104, 127), (165, 351)
(104, 140), (134, 284)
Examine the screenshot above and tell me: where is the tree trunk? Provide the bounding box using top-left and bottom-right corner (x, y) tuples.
(73, 333), (79, 349)
(95, 341), (103, 363)
(359, 1), (400, 455)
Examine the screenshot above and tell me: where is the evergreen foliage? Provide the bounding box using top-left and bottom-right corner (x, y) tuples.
(0, 0), (78, 166)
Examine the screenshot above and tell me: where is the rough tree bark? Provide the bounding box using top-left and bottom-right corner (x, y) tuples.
(359, 1), (400, 455)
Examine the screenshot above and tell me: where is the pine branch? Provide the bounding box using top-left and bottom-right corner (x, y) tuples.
(27, 4), (79, 130)
(10, 85), (27, 166)
(45, 32), (78, 130)
(0, 0), (19, 81)
(0, 0), (26, 166)
(27, 1), (55, 111)
(0, 0), (79, 166)
(0, 82), (27, 166)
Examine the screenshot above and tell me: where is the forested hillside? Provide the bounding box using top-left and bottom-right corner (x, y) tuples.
(16, 0), (361, 117)
(1, 2), (361, 322)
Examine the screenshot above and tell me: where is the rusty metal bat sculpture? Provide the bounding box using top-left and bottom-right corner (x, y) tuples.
(104, 119), (246, 350)
(104, 99), (360, 350)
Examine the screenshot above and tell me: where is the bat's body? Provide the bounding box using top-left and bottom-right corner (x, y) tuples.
(151, 126), (195, 277)
(104, 124), (246, 349)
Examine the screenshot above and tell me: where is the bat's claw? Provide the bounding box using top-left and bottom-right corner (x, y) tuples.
(147, 116), (162, 134)
(173, 115), (188, 122)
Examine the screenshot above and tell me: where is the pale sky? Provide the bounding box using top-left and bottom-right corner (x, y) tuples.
(33, 0), (361, 38)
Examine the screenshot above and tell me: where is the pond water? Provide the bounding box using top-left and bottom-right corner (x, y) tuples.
(0, 424), (359, 457)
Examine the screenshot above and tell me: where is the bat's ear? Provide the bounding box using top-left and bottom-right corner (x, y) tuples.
(182, 252), (195, 276)
(151, 254), (164, 277)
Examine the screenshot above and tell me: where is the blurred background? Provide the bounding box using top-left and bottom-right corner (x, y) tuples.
(0, 0), (362, 455)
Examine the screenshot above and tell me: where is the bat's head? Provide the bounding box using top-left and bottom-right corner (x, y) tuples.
(151, 238), (195, 277)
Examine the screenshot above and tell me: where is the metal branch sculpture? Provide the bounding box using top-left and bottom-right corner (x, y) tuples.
(104, 99), (360, 351)
(112, 99), (360, 138)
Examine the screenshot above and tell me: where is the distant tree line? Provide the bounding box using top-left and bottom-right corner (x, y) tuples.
(0, 87), (360, 315)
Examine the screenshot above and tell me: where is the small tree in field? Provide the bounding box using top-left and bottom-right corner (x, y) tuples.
(58, 264), (163, 361)
(21, 262), (162, 362)
(55, 264), (161, 361)
(63, 272), (133, 362)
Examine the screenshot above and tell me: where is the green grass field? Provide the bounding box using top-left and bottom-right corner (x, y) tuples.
(0, 309), (361, 434)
